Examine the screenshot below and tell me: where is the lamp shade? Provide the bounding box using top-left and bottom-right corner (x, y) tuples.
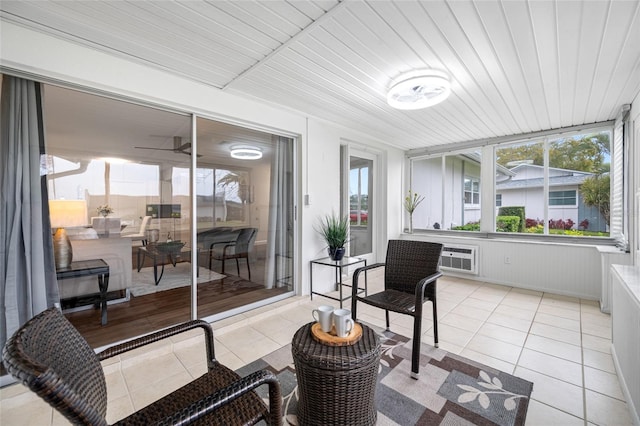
(49, 200), (88, 228)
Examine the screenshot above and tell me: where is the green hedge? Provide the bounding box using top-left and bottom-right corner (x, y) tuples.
(498, 206), (525, 232)
(496, 215), (520, 232)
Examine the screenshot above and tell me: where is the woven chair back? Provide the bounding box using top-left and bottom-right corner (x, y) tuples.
(384, 240), (443, 295)
(3, 307), (108, 425)
(234, 227), (257, 254)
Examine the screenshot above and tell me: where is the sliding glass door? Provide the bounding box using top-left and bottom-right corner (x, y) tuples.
(42, 83), (295, 347)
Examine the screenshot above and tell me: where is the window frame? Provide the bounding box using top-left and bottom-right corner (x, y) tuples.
(464, 176), (480, 207)
(405, 122), (618, 244)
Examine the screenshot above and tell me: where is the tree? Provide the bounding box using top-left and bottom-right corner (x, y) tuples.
(581, 174), (610, 225)
(496, 133), (610, 173)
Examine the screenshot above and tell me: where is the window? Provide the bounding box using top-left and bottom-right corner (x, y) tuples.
(464, 177), (480, 205)
(407, 127), (613, 238)
(495, 130), (610, 236)
(410, 150), (481, 231)
(549, 190), (576, 206)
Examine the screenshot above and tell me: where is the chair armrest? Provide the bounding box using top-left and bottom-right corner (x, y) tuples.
(208, 240), (236, 251)
(413, 271), (443, 308)
(97, 320), (216, 367)
(152, 369), (282, 426)
(351, 263), (385, 298)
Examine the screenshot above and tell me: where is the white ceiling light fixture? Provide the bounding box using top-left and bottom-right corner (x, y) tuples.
(230, 145), (262, 160)
(386, 70), (451, 110)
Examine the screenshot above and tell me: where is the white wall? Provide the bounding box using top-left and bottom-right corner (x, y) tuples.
(630, 91), (640, 266)
(402, 233), (603, 300)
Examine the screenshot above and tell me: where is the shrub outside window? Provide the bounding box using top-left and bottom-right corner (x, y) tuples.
(407, 128), (611, 238)
(410, 150), (481, 232)
(495, 131), (610, 237)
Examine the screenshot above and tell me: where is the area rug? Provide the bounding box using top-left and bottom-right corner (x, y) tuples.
(130, 263), (225, 296)
(236, 329), (533, 426)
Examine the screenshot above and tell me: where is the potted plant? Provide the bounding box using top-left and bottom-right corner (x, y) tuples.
(317, 213), (349, 261)
(96, 204), (114, 217)
(404, 190), (424, 233)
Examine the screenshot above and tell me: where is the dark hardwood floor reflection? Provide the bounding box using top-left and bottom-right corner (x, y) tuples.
(65, 246), (289, 349)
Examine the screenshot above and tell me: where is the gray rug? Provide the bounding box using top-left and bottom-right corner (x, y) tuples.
(130, 263), (225, 296)
(237, 329), (533, 425)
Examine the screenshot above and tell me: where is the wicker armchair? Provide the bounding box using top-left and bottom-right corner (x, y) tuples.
(351, 239), (443, 379)
(3, 307), (282, 425)
(210, 227), (257, 280)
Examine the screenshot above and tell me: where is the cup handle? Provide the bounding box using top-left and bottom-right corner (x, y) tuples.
(346, 318), (354, 333)
(312, 310), (319, 322)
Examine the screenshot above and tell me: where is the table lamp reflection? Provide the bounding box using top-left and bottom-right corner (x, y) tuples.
(49, 200), (87, 269)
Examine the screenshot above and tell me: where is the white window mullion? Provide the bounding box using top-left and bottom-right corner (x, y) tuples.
(543, 138), (550, 234)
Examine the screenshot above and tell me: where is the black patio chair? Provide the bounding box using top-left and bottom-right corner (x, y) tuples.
(351, 239), (443, 379)
(210, 227), (257, 280)
(3, 307), (282, 425)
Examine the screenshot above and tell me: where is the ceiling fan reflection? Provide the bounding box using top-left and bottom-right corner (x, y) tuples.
(135, 136), (202, 157)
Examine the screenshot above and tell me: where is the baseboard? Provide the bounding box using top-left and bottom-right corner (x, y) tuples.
(611, 344), (640, 426)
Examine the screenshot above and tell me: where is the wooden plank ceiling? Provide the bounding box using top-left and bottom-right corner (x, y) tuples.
(2, 0), (639, 150)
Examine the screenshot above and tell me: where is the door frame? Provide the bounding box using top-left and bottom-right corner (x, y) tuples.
(341, 142), (381, 265)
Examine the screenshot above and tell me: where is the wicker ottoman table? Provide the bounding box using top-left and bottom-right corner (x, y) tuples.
(291, 322), (381, 426)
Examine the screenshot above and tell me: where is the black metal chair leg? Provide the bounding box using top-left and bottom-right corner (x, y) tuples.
(411, 315), (422, 379)
(235, 258), (240, 276)
(246, 258), (251, 280)
(385, 310), (390, 331)
(432, 299), (439, 348)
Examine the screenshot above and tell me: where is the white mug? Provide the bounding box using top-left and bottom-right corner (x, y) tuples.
(312, 305), (334, 333)
(332, 308), (354, 338)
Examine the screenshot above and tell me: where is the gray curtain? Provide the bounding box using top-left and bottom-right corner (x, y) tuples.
(264, 135), (294, 289)
(1, 75), (59, 355)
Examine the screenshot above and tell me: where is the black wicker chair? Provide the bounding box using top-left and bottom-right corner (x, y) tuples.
(351, 239), (443, 379)
(210, 227), (257, 280)
(3, 307), (282, 425)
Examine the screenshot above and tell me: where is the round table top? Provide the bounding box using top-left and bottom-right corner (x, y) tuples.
(291, 322), (380, 371)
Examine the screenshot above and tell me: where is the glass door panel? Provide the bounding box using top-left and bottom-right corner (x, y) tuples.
(349, 155), (373, 258)
(195, 117), (294, 321)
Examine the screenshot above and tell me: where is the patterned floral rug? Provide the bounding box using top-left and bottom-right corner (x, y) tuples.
(237, 327), (533, 425)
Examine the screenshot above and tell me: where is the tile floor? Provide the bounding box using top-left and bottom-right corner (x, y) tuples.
(0, 270), (634, 425)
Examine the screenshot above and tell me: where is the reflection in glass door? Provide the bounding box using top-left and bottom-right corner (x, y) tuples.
(195, 117), (294, 321)
(349, 156), (373, 257)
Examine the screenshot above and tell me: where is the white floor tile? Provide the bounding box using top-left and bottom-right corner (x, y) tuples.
(533, 312), (580, 332)
(524, 399), (584, 425)
(581, 333), (612, 354)
(523, 334), (582, 363)
(529, 322), (581, 346)
(466, 334), (523, 364)
(487, 311), (533, 332)
(583, 348), (616, 374)
(1, 276), (623, 426)
(517, 348), (583, 386)
(476, 322), (528, 347)
(514, 367), (584, 419)
(585, 389), (633, 426)
(584, 366), (625, 401)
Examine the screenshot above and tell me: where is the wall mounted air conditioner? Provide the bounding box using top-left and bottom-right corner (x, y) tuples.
(440, 245), (478, 275)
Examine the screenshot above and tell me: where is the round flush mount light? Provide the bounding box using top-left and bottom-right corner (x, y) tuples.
(230, 146), (262, 160)
(386, 70), (451, 110)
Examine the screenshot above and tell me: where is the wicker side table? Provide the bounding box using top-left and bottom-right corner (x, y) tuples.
(291, 322), (381, 426)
